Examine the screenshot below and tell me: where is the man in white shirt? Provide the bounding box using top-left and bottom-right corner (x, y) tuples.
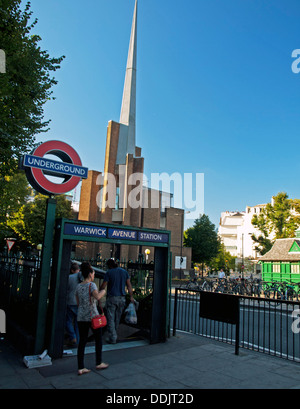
(218, 269), (225, 279)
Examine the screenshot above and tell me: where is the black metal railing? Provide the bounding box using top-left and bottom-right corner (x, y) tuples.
(0, 253), (40, 302)
(0, 253), (41, 339)
(172, 287), (300, 363)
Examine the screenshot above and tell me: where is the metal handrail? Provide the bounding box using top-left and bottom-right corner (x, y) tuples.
(172, 287), (300, 363)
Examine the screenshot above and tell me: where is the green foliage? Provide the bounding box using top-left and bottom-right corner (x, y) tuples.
(209, 243), (236, 273)
(265, 192), (300, 238)
(0, 169), (31, 246)
(251, 192), (300, 255)
(8, 193), (73, 246)
(184, 214), (220, 265)
(0, 0), (64, 182)
(251, 211), (273, 255)
(0, 171), (74, 250)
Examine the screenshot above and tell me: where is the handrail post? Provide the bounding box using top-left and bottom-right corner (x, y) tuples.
(173, 287), (178, 336)
(235, 297), (240, 355)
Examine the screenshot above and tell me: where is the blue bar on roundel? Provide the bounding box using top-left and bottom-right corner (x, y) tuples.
(23, 154), (88, 179)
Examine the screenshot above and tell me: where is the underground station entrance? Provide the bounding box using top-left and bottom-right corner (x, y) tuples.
(46, 219), (172, 358)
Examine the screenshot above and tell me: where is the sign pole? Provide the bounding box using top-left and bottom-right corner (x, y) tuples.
(34, 197), (57, 354)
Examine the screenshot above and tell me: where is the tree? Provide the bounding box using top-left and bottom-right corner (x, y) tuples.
(264, 192), (300, 238)
(184, 215), (220, 269)
(8, 194), (73, 247)
(0, 0), (64, 184)
(0, 169), (31, 248)
(251, 211), (273, 255)
(209, 243), (236, 274)
(251, 192), (300, 255)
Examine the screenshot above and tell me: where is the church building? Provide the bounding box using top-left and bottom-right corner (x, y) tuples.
(77, 0), (191, 273)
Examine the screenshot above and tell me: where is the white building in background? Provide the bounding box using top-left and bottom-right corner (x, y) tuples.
(218, 211), (244, 257)
(218, 204), (267, 259)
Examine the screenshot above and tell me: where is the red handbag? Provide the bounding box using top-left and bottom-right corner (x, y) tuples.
(89, 284), (107, 329)
(91, 311), (107, 329)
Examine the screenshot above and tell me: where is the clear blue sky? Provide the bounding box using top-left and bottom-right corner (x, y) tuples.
(22, 0), (300, 229)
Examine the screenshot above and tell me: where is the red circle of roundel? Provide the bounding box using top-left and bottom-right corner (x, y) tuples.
(31, 140), (82, 195)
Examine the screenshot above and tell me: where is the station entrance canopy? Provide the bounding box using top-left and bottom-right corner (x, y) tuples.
(48, 218), (171, 358)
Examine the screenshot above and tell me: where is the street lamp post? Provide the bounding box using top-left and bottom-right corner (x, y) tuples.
(37, 243), (42, 257)
(180, 212), (183, 279)
(241, 233), (244, 279)
(145, 248), (150, 263)
(37, 243), (42, 268)
(144, 249), (150, 291)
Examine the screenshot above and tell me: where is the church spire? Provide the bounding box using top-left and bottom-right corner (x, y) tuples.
(117, 0), (137, 164)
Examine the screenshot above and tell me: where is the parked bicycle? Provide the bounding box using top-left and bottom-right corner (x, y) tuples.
(178, 277), (300, 300)
(249, 278), (263, 297)
(263, 281), (299, 301)
(198, 278), (215, 292)
(180, 277), (200, 290)
(264, 281), (284, 300)
(180, 277), (214, 292)
(212, 278), (231, 293)
(279, 281), (299, 301)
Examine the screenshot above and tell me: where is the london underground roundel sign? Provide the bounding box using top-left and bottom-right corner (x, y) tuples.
(21, 140), (88, 196)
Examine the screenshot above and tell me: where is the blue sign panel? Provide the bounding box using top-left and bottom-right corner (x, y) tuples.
(138, 231), (169, 243)
(63, 223), (169, 244)
(108, 228), (137, 240)
(23, 154), (88, 179)
(64, 223), (107, 238)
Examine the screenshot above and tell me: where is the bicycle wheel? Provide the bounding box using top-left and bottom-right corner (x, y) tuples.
(287, 289), (297, 301)
(201, 281), (210, 291)
(245, 283), (252, 296)
(186, 282), (197, 290)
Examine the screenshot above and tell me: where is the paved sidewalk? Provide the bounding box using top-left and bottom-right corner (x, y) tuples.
(1, 332), (300, 390)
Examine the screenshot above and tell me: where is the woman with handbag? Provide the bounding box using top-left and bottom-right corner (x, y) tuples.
(75, 262), (109, 375)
